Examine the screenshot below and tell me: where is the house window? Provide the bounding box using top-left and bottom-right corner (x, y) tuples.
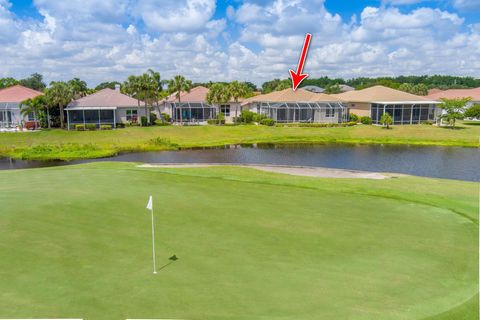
(126, 109), (138, 121)
(220, 105), (230, 117)
(326, 108), (335, 118)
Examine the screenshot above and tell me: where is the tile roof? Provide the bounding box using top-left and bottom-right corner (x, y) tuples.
(68, 88), (139, 108)
(426, 88), (480, 101)
(241, 88), (341, 106)
(164, 86), (209, 103)
(0, 85), (43, 103)
(332, 85), (434, 103)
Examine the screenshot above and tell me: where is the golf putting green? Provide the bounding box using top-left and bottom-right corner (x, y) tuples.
(0, 162), (477, 319)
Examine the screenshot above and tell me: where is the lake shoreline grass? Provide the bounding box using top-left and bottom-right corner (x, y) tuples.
(0, 123), (478, 160)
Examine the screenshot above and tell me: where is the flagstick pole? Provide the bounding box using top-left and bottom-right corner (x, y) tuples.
(151, 206), (157, 274)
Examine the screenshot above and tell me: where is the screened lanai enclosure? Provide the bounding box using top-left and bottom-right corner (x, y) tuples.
(66, 108), (116, 129)
(0, 109), (13, 127)
(371, 103), (437, 125)
(172, 102), (216, 122)
(254, 102), (348, 123)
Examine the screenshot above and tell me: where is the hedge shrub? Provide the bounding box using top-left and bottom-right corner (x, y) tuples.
(207, 119), (225, 125)
(260, 118), (275, 126)
(75, 124), (85, 131)
(276, 122), (357, 128)
(360, 116), (372, 125)
(100, 124), (112, 130)
(238, 110), (255, 124)
(141, 116), (148, 126)
(86, 124), (96, 131)
(161, 113), (171, 122)
(349, 113), (359, 122)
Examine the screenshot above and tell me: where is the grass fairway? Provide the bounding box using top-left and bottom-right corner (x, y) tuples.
(0, 122), (479, 160)
(0, 163), (478, 319)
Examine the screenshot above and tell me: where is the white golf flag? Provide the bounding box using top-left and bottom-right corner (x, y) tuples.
(146, 196), (153, 210)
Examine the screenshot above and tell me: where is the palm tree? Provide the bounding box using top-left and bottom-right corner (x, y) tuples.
(147, 69), (163, 120)
(67, 78), (88, 99)
(168, 75), (192, 123)
(380, 112), (393, 129)
(207, 83), (231, 123)
(45, 81), (73, 129)
(227, 81), (250, 121)
(20, 96), (47, 129)
(123, 75), (142, 123)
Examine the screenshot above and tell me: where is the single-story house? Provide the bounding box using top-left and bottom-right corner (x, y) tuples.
(333, 85), (440, 125)
(66, 86), (146, 129)
(162, 86), (242, 123)
(426, 88), (480, 108)
(241, 88), (348, 123)
(0, 85), (43, 128)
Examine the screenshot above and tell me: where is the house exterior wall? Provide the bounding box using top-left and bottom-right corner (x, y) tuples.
(346, 102), (371, 117)
(116, 107), (148, 124)
(220, 102), (242, 123)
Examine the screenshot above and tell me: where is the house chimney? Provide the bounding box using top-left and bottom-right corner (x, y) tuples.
(115, 84), (121, 92)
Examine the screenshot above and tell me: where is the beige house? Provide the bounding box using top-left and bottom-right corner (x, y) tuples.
(333, 85), (440, 125)
(162, 86), (242, 123)
(66, 86), (147, 129)
(241, 88), (348, 123)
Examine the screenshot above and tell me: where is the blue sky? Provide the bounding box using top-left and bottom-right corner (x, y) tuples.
(1, 0), (479, 86)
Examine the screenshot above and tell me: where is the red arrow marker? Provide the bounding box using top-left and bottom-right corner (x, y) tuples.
(289, 33), (312, 91)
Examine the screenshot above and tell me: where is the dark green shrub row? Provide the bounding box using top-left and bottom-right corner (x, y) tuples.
(74, 124), (107, 131)
(207, 119), (226, 125)
(154, 120), (172, 126)
(277, 122), (357, 128)
(260, 118), (275, 126)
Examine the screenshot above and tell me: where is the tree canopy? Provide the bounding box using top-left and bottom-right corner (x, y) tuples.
(439, 97), (472, 128)
(19, 73), (47, 91)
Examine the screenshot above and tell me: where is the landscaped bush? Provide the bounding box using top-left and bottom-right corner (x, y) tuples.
(154, 120), (171, 126)
(207, 119), (225, 125)
(150, 113), (157, 125)
(161, 113), (171, 122)
(421, 120), (434, 125)
(75, 124), (85, 131)
(116, 123), (126, 128)
(100, 124), (112, 130)
(360, 116), (372, 125)
(349, 113), (359, 122)
(260, 118), (275, 126)
(276, 122), (357, 128)
(238, 110), (255, 124)
(86, 124), (97, 131)
(253, 113), (267, 123)
(141, 116), (148, 126)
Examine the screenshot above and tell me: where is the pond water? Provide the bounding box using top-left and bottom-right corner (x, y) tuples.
(0, 144), (478, 181)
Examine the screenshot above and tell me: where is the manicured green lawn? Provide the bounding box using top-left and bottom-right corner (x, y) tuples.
(0, 122), (478, 160)
(0, 163), (477, 319)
